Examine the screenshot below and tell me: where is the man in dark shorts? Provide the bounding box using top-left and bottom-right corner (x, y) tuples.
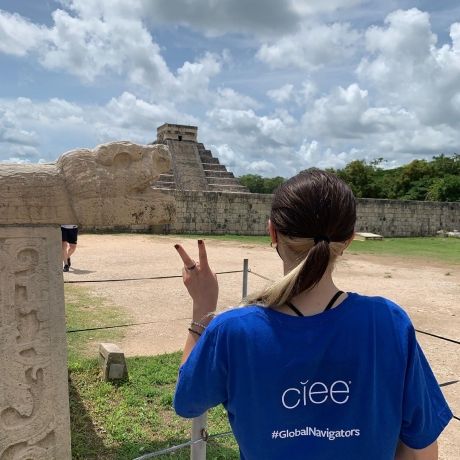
(61, 225), (78, 272)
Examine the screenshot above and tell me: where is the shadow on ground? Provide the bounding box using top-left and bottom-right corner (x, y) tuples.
(68, 375), (238, 460)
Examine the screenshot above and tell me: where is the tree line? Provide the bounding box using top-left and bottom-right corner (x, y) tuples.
(238, 154), (459, 202)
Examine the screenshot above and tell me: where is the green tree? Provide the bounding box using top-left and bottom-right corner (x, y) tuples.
(335, 160), (383, 198)
(431, 154), (460, 176)
(390, 159), (434, 200)
(238, 175), (285, 193)
(426, 175), (460, 202)
(262, 176), (285, 194)
(238, 174), (266, 193)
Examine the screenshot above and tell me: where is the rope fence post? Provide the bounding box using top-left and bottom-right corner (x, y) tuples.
(191, 413), (207, 459)
(242, 258), (249, 300)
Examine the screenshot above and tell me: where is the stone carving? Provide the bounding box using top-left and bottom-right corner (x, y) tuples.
(0, 141), (173, 227)
(0, 228), (69, 459)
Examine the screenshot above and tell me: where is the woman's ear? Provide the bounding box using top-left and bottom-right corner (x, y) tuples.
(268, 219), (277, 246)
(341, 233), (355, 255)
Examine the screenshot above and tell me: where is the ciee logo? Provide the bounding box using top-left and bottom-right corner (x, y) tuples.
(281, 379), (351, 409)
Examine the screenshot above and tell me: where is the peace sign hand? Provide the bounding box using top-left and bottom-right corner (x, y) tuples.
(174, 240), (218, 321)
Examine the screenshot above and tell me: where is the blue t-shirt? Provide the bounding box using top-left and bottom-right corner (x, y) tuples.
(174, 293), (452, 460)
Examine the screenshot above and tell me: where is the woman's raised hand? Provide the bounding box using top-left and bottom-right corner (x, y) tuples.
(174, 240), (218, 321)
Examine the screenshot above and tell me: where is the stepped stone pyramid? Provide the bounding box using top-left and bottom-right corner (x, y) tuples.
(152, 123), (249, 193)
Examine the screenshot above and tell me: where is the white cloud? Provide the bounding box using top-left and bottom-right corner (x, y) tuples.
(0, 4), (224, 101)
(0, 10), (47, 56)
(0, 93), (195, 162)
(267, 81), (317, 106)
(357, 8), (460, 126)
(175, 52), (222, 102)
(308, 83), (371, 138)
(214, 88), (260, 110)
(257, 22), (361, 70)
(41, 8), (174, 88)
(98, 92), (196, 142)
(210, 144), (277, 176)
(247, 160), (277, 175)
(297, 139), (349, 169)
(267, 84), (294, 103)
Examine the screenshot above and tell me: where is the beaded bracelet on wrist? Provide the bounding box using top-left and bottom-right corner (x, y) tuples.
(188, 327), (202, 337)
(191, 320), (207, 330)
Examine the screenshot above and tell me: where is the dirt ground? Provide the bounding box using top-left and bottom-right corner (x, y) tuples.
(64, 234), (459, 458)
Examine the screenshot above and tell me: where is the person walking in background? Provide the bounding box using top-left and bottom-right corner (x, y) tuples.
(61, 224), (78, 272)
(173, 169), (452, 460)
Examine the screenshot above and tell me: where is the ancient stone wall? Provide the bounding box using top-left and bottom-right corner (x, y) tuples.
(166, 190), (272, 235)
(150, 191), (460, 237)
(356, 199), (459, 236)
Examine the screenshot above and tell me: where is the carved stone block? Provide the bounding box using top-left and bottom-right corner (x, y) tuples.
(0, 227), (71, 459)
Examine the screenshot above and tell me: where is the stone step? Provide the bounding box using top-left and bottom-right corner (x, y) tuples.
(157, 173), (174, 180)
(204, 170), (235, 178)
(207, 177), (241, 185)
(152, 181), (176, 189)
(202, 163), (227, 172)
(208, 184), (249, 192)
(199, 152), (213, 161)
(166, 140), (208, 190)
(201, 158), (220, 165)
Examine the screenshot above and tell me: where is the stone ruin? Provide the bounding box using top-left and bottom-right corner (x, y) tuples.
(0, 142), (171, 459)
(152, 123), (249, 193)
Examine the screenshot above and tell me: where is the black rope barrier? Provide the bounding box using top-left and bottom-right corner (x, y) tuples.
(248, 269), (273, 282)
(66, 317), (192, 333)
(439, 380), (459, 387)
(64, 269), (243, 284)
(415, 329), (460, 346)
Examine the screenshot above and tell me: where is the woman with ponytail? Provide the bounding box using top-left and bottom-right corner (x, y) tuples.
(173, 170), (452, 460)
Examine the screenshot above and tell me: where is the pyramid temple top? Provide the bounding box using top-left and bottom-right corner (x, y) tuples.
(157, 123), (198, 142)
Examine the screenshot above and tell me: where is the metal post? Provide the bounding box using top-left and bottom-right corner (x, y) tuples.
(242, 258), (249, 300)
(191, 413), (207, 460)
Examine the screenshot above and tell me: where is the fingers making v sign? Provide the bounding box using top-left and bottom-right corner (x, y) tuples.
(174, 240), (219, 322)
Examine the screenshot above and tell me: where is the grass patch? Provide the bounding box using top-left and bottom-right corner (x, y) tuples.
(65, 284), (128, 364)
(69, 354), (238, 459)
(348, 237), (460, 264)
(66, 285), (238, 459)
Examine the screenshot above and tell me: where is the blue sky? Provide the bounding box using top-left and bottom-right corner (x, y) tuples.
(1, 0), (459, 176)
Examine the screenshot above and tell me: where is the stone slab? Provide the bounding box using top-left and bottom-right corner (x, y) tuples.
(99, 343), (128, 381)
(354, 232), (384, 241)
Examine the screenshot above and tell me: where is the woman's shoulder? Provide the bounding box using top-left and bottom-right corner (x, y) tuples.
(350, 292), (413, 327)
(207, 305), (265, 332)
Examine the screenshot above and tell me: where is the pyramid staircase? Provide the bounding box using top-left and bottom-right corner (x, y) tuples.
(152, 141), (249, 193)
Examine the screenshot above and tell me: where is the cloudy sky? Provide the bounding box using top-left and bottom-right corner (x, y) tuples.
(1, 0), (459, 176)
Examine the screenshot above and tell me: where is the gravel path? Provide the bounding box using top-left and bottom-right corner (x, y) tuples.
(64, 233), (460, 459)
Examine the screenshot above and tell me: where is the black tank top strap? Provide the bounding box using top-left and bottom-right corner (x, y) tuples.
(324, 290), (344, 311)
(286, 301), (304, 317)
(286, 291), (344, 316)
